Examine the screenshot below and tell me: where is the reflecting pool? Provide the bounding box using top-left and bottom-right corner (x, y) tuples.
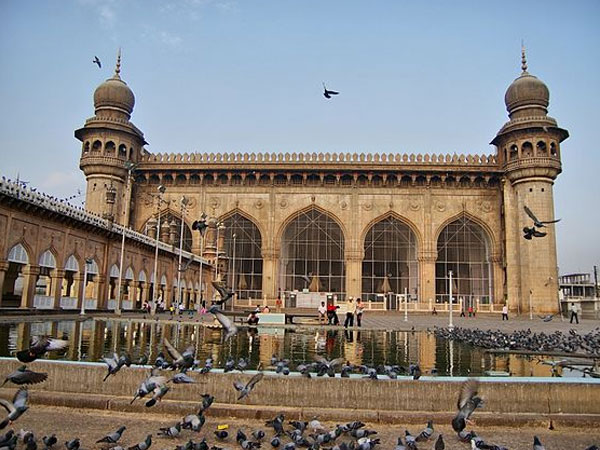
(0, 319), (591, 377)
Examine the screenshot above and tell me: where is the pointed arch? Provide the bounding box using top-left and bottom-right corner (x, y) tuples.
(7, 242), (30, 264)
(64, 254), (80, 272)
(125, 266), (135, 280)
(138, 270), (147, 282)
(361, 213), (420, 301)
(435, 213), (494, 305)
(220, 210), (264, 300)
(109, 264), (120, 278)
(434, 211), (496, 251)
(277, 204), (348, 245)
(38, 249), (57, 268)
(279, 205), (346, 294)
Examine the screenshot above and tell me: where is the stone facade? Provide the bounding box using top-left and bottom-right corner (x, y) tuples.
(72, 50), (568, 313)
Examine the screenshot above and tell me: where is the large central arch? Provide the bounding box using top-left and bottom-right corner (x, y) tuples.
(435, 215), (494, 305)
(362, 214), (419, 301)
(280, 207), (345, 295)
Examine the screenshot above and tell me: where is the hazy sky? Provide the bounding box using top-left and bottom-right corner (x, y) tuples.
(0, 1), (598, 275)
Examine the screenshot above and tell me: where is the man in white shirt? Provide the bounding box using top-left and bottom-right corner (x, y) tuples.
(318, 301), (327, 324)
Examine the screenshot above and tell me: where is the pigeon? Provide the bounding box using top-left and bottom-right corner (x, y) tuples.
(199, 394), (214, 413)
(158, 423), (181, 437)
(169, 373), (195, 384)
(533, 436), (545, 450)
(181, 413), (205, 432)
(523, 226), (547, 240)
(214, 430), (228, 440)
(224, 357), (236, 373)
(350, 430), (377, 439)
(42, 434), (57, 449)
(16, 337), (68, 363)
(236, 430), (260, 450)
(289, 421), (308, 432)
(323, 83), (339, 99)
(2, 366), (47, 386)
(270, 437), (281, 448)
(103, 353), (132, 381)
(64, 439), (80, 450)
(96, 426), (126, 444)
(131, 368), (167, 404)
(211, 281), (234, 306)
(209, 305), (239, 341)
(237, 358), (249, 372)
(163, 338), (195, 371)
(233, 369), (264, 400)
(145, 384), (170, 407)
(524, 206), (561, 228)
(452, 379), (484, 433)
(128, 435), (152, 450)
(403, 431), (416, 450)
(251, 430), (265, 441)
(192, 215), (208, 236)
(434, 434), (444, 450)
(154, 353), (170, 370)
(136, 354), (149, 365)
(309, 417), (324, 433)
(200, 359), (214, 374)
(93, 56), (101, 68)
(415, 421), (433, 441)
(265, 414), (285, 436)
(314, 355), (344, 377)
(393, 437), (406, 450)
(538, 315), (554, 322)
(0, 388), (29, 429)
(409, 364), (421, 380)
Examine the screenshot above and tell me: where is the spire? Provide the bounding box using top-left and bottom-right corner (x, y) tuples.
(114, 47), (122, 79)
(521, 41), (528, 74)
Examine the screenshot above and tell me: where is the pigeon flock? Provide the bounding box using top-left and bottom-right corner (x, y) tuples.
(433, 327), (600, 357)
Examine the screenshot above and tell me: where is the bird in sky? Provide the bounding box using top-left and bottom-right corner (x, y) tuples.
(93, 56), (101, 69)
(163, 338), (195, 371)
(208, 305), (238, 341)
(102, 352), (132, 382)
(524, 206), (561, 228)
(0, 388), (29, 429)
(211, 280), (234, 306)
(323, 83), (339, 99)
(233, 366), (264, 400)
(522, 226), (547, 240)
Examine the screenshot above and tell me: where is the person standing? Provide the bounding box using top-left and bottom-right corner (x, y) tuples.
(569, 302), (579, 324)
(344, 297), (354, 328)
(276, 294), (283, 312)
(502, 304), (508, 321)
(318, 301), (327, 324)
(355, 298), (364, 327)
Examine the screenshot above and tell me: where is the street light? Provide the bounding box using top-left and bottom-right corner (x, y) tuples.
(151, 184), (166, 315)
(192, 213), (208, 314)
(80, 258), (93, 316)
(448, 270), (454, 329)
(115, 161), (137, 315)
(215, 221), (225, 281)
(231, 233), (237, 312)
(175, 196), (189, 313)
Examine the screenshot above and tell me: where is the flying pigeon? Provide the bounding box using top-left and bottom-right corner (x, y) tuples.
(16, 336), (68, 363)
(0, 388), (29, 429)
(93, 56), (101, 68)
(211, 281), (234, 306)
(208, 305), (238, 341)
(233, 368), (264, 400)
(524, 206), (561, 228)
(452, 379), (483, 433)
(2, 366), (47, 386)
(323, 83), (339, 99)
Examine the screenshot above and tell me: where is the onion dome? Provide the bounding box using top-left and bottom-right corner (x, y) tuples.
(504, 46), (549, 118)
(93, 49), (135, 118)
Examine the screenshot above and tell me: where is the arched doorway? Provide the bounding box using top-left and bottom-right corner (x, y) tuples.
(435, 216), (494, 306)
(362, 216), (419, 303)
(34, 250), (56, 309)
(61, 255), (80, 309)
(4, 243), (29, 307)
(280, 208), (345, 296)
(222, 213), (263, 301)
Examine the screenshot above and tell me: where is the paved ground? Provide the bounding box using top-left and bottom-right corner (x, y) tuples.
(6, 405), (600, 450)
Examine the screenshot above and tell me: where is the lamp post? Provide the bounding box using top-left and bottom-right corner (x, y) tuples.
(231, 233), (237, 312)
(404, 286), (408, 322)
(80, 258), (93, 316)
(193, 213), (207, 314)
(215, 222), (225, 281)
(175, 196), (189, 312)
(529, 289), (533, 320)
(448, 270), (454, 329)
(151, 185), (166, 316)
(115, 161), (137, 315)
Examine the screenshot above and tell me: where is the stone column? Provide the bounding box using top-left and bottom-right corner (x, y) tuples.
(20, 265), (40, 309)
(261, 248), (279, 300)
(491, 253), (504, 305)
(418, 252), (437, 305)
(95, 275), (107, 309)
(345, 250), (363, 299)
(0, 261), (9, 307)
(50, 269), (65, 310)
(74, 273), (85, 310)
(16, 322), (31, 351)
(142, 282), (150, 305)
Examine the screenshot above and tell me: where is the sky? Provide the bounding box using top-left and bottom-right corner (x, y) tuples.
(0, 0), (598, 275)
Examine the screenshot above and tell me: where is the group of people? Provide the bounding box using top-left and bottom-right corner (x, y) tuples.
(318, 297), (365, 327)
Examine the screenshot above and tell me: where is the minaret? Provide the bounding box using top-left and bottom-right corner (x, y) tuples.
(75, 49), (147, 225)
(492, 46), (569, 313)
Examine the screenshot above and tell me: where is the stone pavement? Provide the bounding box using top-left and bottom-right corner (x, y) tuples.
(7, 405), (600, 450)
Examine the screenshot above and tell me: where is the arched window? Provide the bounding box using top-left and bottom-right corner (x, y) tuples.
(340, 174), (353, 186)
(92, 140), (102, 152)
(522, 142), (533, 158)
(190, 174), (200, 185)
(222, 213), (263, 300)
(8, 243), (29, 264)
(324, 174), (336, 185)
(118, 144), (127, 157)
(435, 216), (493, 305)
(83, 142), (90, 153)
(245, 173), (257, 185)
(217, 174), (228, 185)
(385, 174), (397, 187)
(509, 144), (518, 160)
(274, 174), (287, 185)
(175, 174), (187, 185)
(38, 250), (56, 268)
(65, 255), (79, 272)
(357, 174), (368, 186)
(231, 174), (243, 185)
(362, 216), (418, 301)
(280, 208), (345, 294)
(372, 175), (383, 186)
(290, 174), (303, 185)
(536, 141), (547, 156)
(203, 174), (214, 185)
(105, 141), (116, 155)
(550, 142), (558, 157)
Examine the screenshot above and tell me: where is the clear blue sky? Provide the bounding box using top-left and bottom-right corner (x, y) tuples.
(0, 1), (598, 275)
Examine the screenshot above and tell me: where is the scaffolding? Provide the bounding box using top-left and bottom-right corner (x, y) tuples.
(280, 208), (345, 295)
(362, 216), (419, 301)
(435, 216), (493, 305)
(223, 213), (263, 300)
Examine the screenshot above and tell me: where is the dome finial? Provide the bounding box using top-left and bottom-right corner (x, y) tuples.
(114, 47), (122, 79)
(521, 40), (528, 74)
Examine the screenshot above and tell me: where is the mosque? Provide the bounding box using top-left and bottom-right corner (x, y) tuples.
(0, 49), (568, 314)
